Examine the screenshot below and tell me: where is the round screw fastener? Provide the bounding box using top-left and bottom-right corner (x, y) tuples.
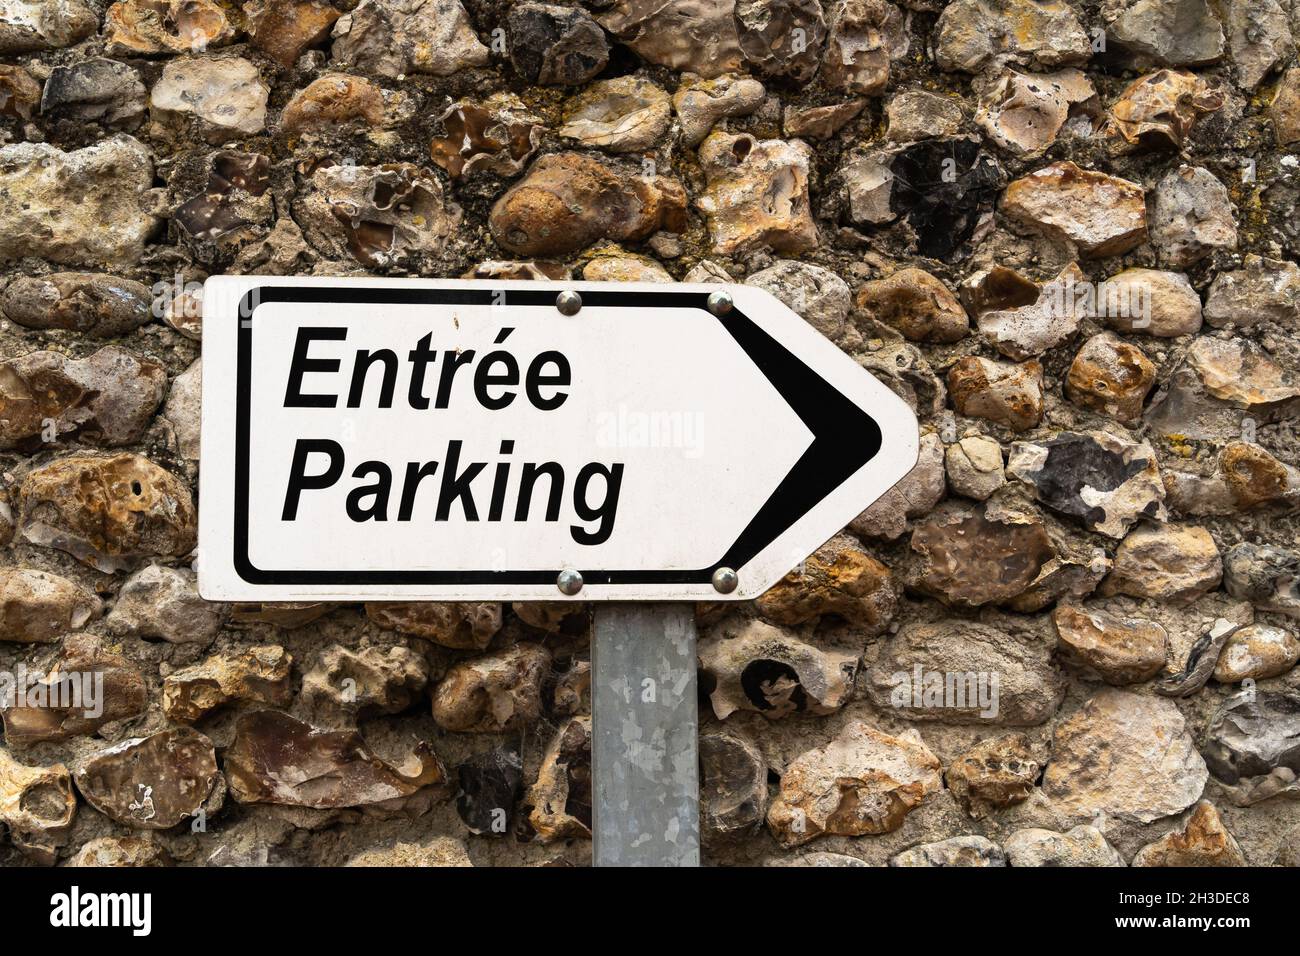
(557, 568), (584, 595)
(711, 567), (739, 594)
(556, 290), (582, 316)
(707, 290), (733, 316)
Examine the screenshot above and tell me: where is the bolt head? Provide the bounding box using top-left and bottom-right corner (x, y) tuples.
(556, 290), (582, 316)
(711, 567), (739, 594)
(707, 290), (733, 316)
(557, 568), (583, 595)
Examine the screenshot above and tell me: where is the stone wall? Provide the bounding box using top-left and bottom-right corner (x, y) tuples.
(1, 0), (1299, 867)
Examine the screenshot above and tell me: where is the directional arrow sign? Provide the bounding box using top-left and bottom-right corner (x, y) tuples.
(198, 276), (918, 602)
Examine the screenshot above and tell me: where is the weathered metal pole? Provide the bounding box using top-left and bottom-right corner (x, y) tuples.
(591, 603), (700, 867)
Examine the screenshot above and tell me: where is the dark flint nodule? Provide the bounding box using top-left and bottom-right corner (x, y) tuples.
(457, 746), (524, 835)
(889, 139), (1003, 259)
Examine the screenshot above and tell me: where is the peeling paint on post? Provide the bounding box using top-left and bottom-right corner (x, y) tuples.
(592, 603), (699, 867)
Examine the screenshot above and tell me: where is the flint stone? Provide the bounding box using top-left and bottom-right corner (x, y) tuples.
(1202, 690), (1300, 805)
(456, 747), (523, 836)
(767, 721), (941, 846)
(696, 133), (818, 256)
(0, 136), (159, 267)
(0, 0), (96, 53)
(1213, 623), (1299, 682)
(75, 728), (220, 829)
(431, 643), (550, 732)
(867, 618), (1063, 725)
(366, 601), (501, 649)
(225, 710), (446, 808)
(0, 567), (100, 643)
(18, 454), (197, 573)
(526, 716), (591, 841)
(0, 749), (76, 863)
(1204, 255), (1300, 328)
(1101, 524), (1222, 604)
(746, 260), (851, 341)
(596, 0), (743, 77)
(41, 58), (146, 130)
(1003, 825), (1124, 866)
(1149, 165), (1238, 267)
(107, 564), (224, 643)
(1006, 431), (1166, 538)
(1052, 604), (1168, 685)
(1, 635), (146, 744)
(946, 733), (1040, 818)
(1001, 162), (1148, 258)
(850, 431), (945, 538)
(331, 0), (489, 79)
(891, 835), (1006, 866)
(1043, 689), (1208, 823)
(698, 618), (858, 719)
(1223, 542), (1300, 618)
(934, 0), (1090, 73)
(163, 645), (293, 722)
(673, 73), (765, 146)
(700, 730), (768, 841)
(1131, 801), (1247, 865)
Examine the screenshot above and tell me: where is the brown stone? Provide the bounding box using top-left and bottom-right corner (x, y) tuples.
(1, 635), (147, 744)
(1052, 604), (1168, 684)
(1066, 332), (1157, 424)
(18, 454), (196, 573)
(490, 152), (686, 257)
(0, 347), (167, 450)
(856, 268), (969, 343)
(946, 734), (1040, 819)
(431, 643), (550, 732)
(907, 504), (1055, 608)
(163, 645), (293, 722)
(1102, 524), (1222, 604)
(281, 74), (384, 132)
(248, 0), (343, 67)
(75, 728), (220, 829)
(755, 533), (897, 632)
(0, 568), (100, 644)
(366, 601), (501, 649)
(767, 721), (942, 847)
(526, 716), (591, 841)
(0, 749), (76, 863)
(1132, 801), (1247, 866)
(1212, 624), (1300, 682)
(224, 710), (445, 808)
(105, 0), (234, 55)
(947, 356), (1044, 431)
(1107, 69), (1223, 149)
(1271, 66), (1300, 145)
(1001, 162), (1148, 258)
(0, 64), (41, 120)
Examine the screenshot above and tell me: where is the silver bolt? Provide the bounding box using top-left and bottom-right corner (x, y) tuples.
(557, 568), (583, 595)
(707, 290), (733, 316)
(711, 567), (739, 594)
(556, 290), (582, 316)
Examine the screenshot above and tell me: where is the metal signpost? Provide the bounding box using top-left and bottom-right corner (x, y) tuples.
(198, 276), (919, 866)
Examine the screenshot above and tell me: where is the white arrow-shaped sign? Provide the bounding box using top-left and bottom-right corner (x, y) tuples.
(197, 276), (918, 601)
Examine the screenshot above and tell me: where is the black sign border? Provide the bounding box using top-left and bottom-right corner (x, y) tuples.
(234, 285), (881, 587)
